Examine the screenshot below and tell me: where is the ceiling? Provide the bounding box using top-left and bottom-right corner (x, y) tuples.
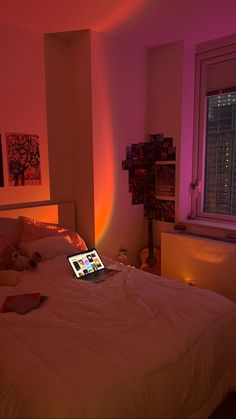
(1, 0), (236, 47)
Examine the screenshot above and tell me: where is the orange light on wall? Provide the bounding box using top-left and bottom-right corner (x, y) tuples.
(0, 205), (59, 224)
(94, 128), (115, 243)
(91, 36), (116, 244)
(187, 245), (227, 264)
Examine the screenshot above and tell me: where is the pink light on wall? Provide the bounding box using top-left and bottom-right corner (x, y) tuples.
(0, 0), (151, 35)
(0, 24), (50, 205)
(93, 0), (150, 33)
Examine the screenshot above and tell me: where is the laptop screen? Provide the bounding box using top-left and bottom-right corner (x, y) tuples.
(67, 249), (105, 279)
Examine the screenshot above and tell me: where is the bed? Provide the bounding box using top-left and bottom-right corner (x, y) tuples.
(0, 203), (236, 419)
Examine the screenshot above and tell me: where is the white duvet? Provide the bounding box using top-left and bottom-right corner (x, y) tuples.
(0, 256), (236, 418)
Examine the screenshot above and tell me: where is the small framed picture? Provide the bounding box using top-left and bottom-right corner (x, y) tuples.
(6, 133), (41, 186)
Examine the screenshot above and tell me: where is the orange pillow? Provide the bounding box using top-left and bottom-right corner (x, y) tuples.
(17, 216), (87, 251)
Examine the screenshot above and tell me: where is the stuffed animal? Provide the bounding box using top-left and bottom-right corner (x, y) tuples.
(0, 244), (42, 287)
(1, 246), (42, 271)
(0, 270), (20, 286)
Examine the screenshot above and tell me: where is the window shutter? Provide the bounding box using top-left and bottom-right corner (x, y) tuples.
(206, 58), (236, 92)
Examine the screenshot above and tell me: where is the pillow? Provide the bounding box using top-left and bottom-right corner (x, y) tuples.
(18, 216), (87, 251)
(19, 236), (78, 260)
(0, 236), (15, 256)
(0, 236), (15, 271)
(0, 218), (19, 246)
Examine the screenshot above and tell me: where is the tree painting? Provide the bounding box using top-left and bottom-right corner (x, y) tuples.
(6, 133), (41, 186)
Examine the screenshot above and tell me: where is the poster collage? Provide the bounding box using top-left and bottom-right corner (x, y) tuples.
(122, 133), (176, 223)
(0, 133), (41, 187)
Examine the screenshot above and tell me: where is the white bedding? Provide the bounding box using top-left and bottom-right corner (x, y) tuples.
(0, 256), (236, 418)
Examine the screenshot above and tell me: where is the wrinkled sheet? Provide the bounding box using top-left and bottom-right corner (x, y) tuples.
(0, 256), (236, 418)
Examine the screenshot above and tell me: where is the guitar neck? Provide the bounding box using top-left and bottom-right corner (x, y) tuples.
(148, 219), (154, 258)
(140, 217), (158, 270)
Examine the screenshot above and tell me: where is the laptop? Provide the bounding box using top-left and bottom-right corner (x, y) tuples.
(67, 248), (119, 282)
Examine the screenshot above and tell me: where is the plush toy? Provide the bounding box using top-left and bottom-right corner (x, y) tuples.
(1, 246), (42, 271)
(0, 270), (20, 286)
(0, 245), (42, 286)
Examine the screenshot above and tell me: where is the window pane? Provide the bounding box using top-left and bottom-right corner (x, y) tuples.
(204, 93), (236, 215)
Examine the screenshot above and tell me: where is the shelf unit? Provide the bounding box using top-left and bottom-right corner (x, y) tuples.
(155, 160), (176, 223)
(155, 160), (176, 200)
(122, 133), (176, 223)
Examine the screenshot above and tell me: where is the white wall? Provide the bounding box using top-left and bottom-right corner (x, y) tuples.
(0, 23), (199, 268)
(146, 41), (183, 246)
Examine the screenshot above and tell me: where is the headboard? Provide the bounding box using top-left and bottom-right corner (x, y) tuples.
(0, 202), (75, 245)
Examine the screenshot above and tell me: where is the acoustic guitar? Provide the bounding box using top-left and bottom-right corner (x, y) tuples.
(140, 217), (160, 275)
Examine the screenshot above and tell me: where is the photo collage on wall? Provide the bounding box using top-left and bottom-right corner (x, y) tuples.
(122, 133), (176, 222)
(0, 132), (41, 187)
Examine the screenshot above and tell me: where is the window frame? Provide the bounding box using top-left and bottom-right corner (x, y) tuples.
(192, 44), (236, 224)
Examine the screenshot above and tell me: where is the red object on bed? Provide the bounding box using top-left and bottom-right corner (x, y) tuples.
(1, 292), (46, 314)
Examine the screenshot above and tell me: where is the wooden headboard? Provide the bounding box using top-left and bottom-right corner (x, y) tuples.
(0, 202), (75, 245)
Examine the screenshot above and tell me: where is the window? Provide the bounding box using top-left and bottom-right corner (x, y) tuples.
(192, 42), (236, 223)
(204, 91), (236, 216)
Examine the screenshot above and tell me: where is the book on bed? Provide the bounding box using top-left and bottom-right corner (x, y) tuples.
(1, 293), (47, 314)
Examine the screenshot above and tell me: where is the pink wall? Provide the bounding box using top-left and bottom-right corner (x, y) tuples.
(44, 34), (74, 204)
(146, 42), (183, 137)
(45, 30), (95, 247)
(146, 36), (236, 245)
(66, 31), (95, 247)
(178, 42), (195, 221)
(91, 32), (147, 265)
(0, 23), (50, 205)
(146, 41), (184, 245)
(44, 30), (147, 265)
(4, 21), (227, 266)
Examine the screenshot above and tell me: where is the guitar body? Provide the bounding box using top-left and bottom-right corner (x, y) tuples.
(140, 246), (158, 269)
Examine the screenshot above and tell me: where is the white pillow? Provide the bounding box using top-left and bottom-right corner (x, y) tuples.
(20, 236), (78, 260)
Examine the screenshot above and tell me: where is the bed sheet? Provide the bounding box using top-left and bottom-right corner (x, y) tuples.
(0, 256), (236, 418)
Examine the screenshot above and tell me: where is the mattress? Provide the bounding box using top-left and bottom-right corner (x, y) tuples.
(0, 255), (236, 418)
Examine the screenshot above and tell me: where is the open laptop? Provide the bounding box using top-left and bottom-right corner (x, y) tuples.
(67, 248), (119, 282)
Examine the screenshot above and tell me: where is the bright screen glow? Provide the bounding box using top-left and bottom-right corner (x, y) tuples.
(68, 249), (105, 279)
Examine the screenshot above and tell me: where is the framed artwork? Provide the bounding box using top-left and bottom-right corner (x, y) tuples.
(6, 133), (41, 186)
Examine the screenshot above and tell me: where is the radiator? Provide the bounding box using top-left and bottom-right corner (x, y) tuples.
(161, 231), (236, 303)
